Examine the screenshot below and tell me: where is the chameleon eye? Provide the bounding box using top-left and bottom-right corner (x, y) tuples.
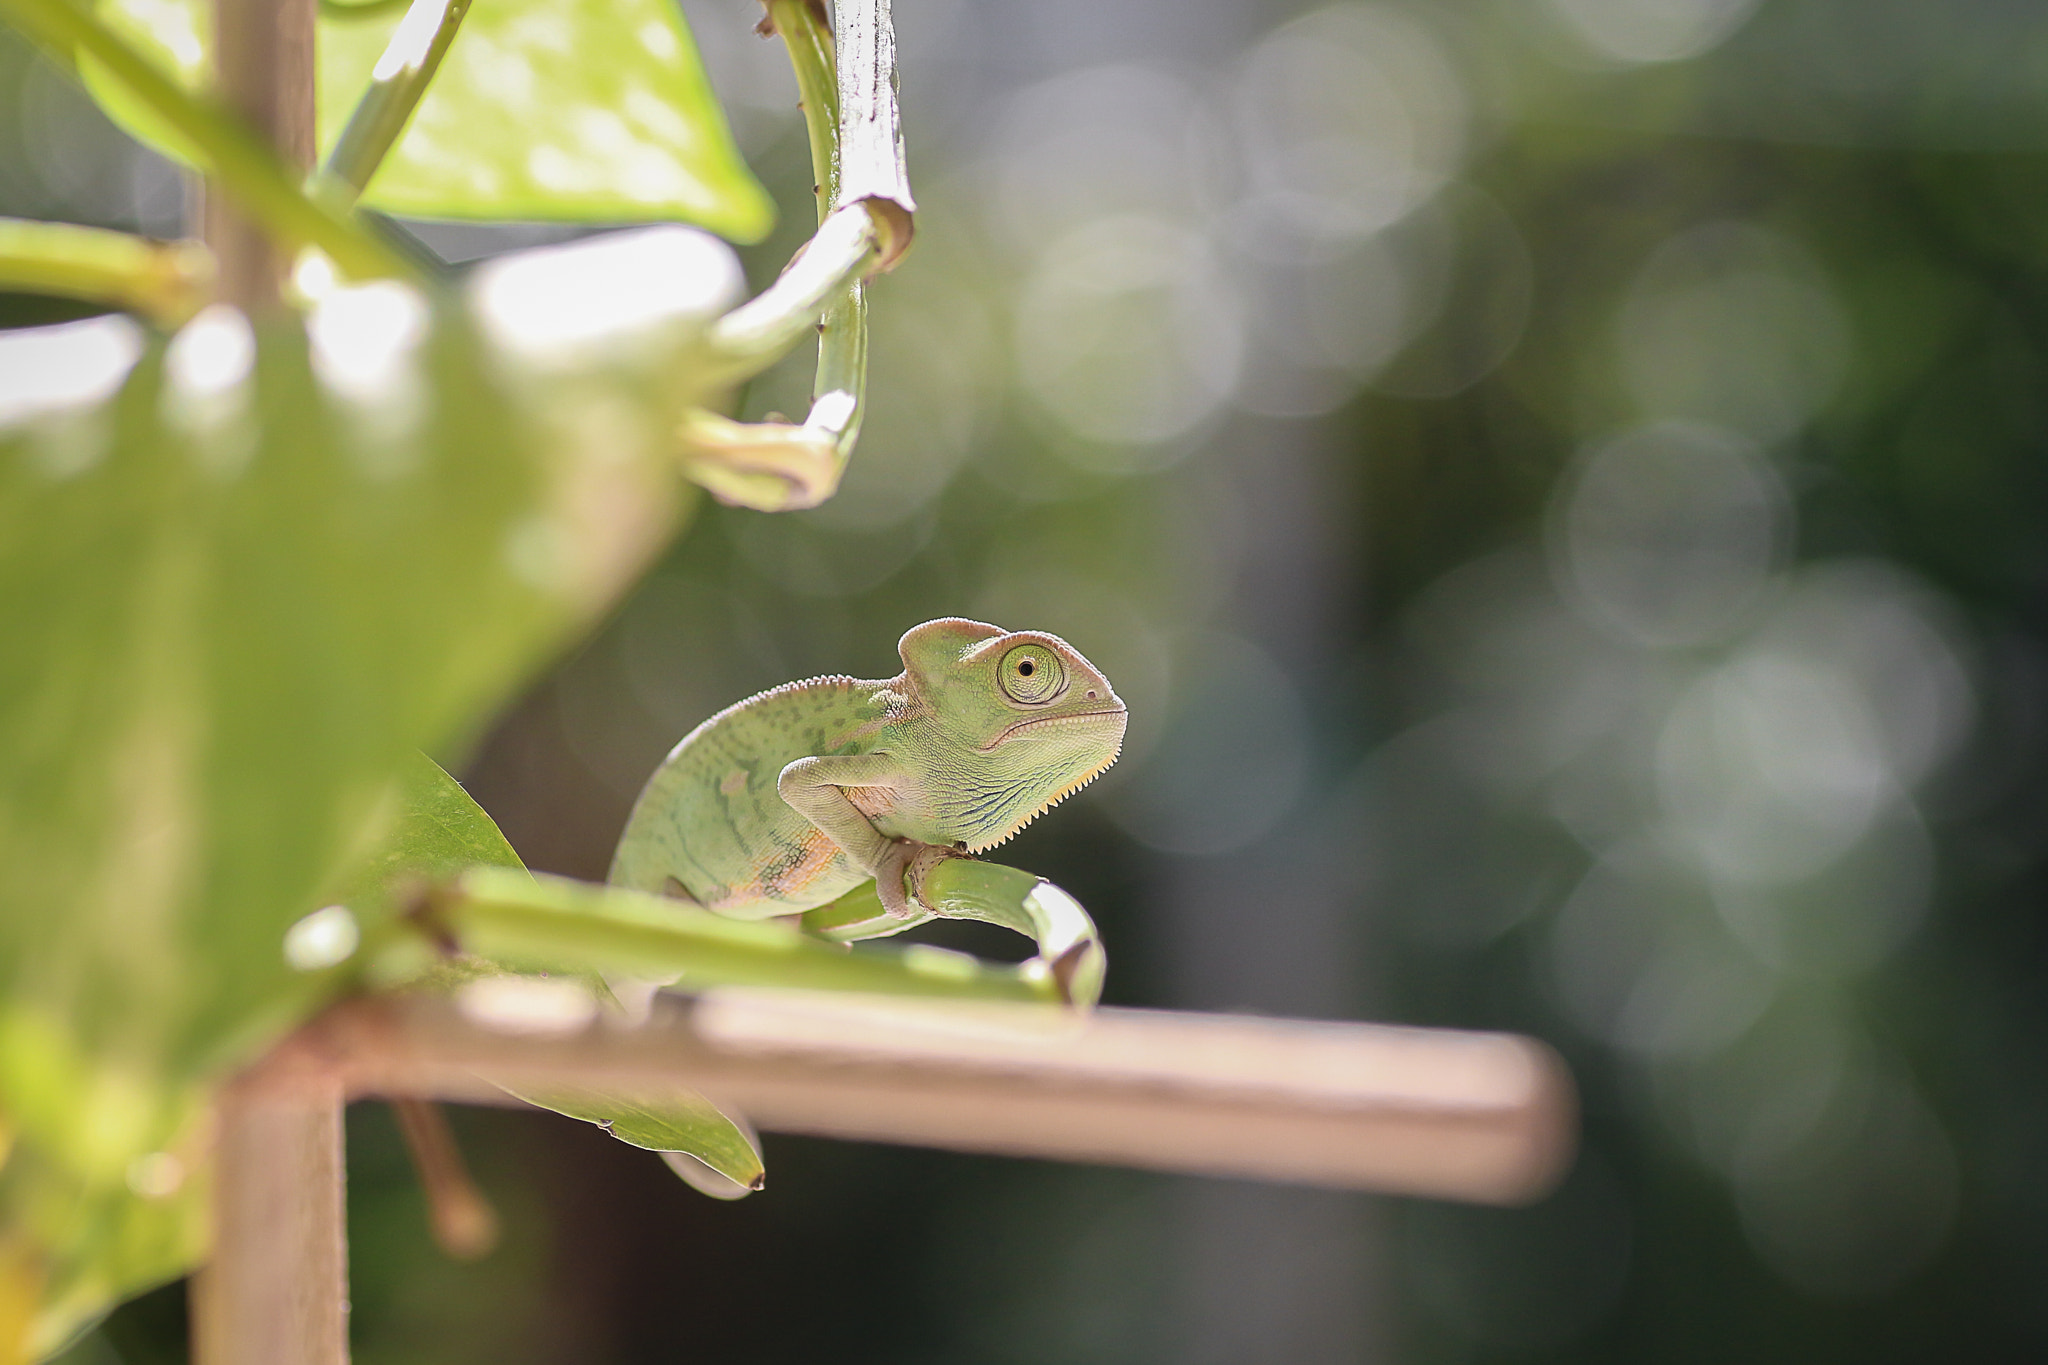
(999, 643), (1065, 704)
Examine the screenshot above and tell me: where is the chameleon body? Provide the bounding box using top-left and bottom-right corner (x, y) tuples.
(609, 618), (1127, 930)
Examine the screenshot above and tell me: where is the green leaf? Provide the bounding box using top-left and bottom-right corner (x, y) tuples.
(0, 303), (556, 1346)
(0, 242), (730, 1344)
(328, 750), (528, 988)
(82, 0), (775, 238)
(501, 1083), (764, 1195)
(392, 748), (523, 872)
(378, 756), (770, 1197)
(347, 750), (526, 893)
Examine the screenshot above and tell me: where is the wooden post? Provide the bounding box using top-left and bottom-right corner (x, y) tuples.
(191, 0), (337, 1357)
(190, 1068), (350, 1365)
(202, 0), (316, 311)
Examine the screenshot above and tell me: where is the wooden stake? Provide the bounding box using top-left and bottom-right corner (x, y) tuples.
(190, 1066), (349, 1365)
(202, 0), (316, 310)
(191, 0), (339, 1358)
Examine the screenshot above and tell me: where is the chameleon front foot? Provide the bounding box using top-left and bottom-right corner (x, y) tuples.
(872, 837), (948, 920)
(802, 841), (964, 942)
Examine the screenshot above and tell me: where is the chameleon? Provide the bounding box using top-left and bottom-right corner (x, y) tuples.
(608, 617), (1126, 937)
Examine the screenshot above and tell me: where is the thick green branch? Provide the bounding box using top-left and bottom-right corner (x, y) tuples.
(802, 857), (1106, 1009)
(426, 868), (1069, 1006)
(0, 0), (407, 281)
(0, 217), (212, 324)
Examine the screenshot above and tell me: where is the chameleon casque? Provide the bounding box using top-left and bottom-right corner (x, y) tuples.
(609, 618), (1127, 936)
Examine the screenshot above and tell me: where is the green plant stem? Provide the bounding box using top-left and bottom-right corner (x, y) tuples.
(684, 200), (873, 499)
(811, 281), (866, 453)
(0, 0), (407, 281)
(681, 0), (882, 493)
(768, 0), (838, 228)
(704, 201), (877, 378)
(802, 858), (1106, 1009)
(433, 868), (1066, 1005)
(317, 0), (474, 204)
(0, 217), (213, 325)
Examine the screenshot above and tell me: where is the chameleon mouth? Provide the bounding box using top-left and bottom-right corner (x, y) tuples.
(963, 734), (1126, 854)
(979, 706), (1127, 752)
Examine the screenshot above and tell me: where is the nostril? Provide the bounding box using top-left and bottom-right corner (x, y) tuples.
(1086, 690), (1097, 699)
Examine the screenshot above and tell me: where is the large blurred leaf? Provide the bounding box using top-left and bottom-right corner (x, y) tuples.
(1, 305), (542, 1078)
(0, 307), (551, 1351)
(0, 230), (729, 1348)
(82, 0), (774, 238)
(377, 755), (766, 1194)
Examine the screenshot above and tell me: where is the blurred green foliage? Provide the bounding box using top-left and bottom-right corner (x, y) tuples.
(0, 0), (784, 1338)
(0, 263), (730, 1351)
(14, 0), (2048, 1362)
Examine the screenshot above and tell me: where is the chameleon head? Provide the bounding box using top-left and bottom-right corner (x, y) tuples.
(897, 618), (1128, 847)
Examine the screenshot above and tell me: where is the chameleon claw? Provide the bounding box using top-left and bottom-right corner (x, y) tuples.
(872, 838), (922, 920)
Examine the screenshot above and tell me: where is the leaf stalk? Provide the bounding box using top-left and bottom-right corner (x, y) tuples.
(317, 0), (475, 204)
(0, 217), (213, 325)
(0, 0), (407, 282)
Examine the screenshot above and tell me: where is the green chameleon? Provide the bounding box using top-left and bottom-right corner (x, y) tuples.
(609, 617), (1127, 939)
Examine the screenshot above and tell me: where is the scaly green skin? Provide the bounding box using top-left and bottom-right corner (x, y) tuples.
(609, 618), (1126, 934)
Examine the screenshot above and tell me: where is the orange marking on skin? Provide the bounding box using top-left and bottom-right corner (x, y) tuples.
(719, 768), (748, 796)
(757, 828), (842, 900)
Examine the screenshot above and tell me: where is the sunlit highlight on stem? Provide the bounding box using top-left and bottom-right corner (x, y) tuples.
(319, 0), (475, 204)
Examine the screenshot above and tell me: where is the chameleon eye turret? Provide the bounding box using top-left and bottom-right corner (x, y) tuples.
(608, 618), (1125, 930)
(999, 642), (1066, 704)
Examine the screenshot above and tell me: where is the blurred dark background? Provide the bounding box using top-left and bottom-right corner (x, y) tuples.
(13, 0), (2048, 1359)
